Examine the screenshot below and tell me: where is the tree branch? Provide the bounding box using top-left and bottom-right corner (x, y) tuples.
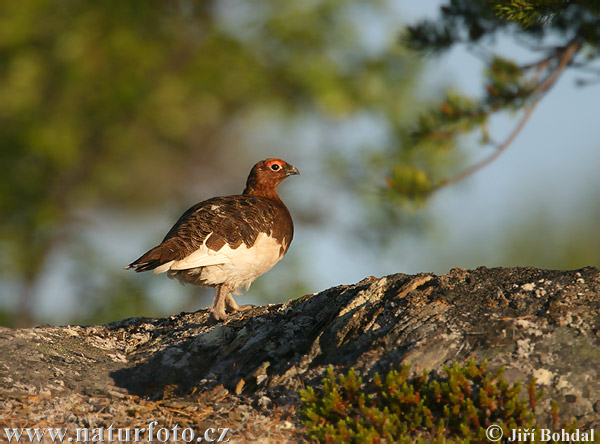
(533, 39), (582, 94)
(430, 39), (581, 194)
(431, 101), (538, 193)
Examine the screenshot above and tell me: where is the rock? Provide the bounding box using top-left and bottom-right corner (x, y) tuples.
(256, 396), (272, 410)
(1, 266), (599, 440)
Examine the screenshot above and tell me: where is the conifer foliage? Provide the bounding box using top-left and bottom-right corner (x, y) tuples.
(388, 0), (600, 200)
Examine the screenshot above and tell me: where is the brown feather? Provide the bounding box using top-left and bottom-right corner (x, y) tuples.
(126, 158), (297, 274)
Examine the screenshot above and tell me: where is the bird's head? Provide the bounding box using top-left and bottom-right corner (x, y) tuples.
(243, 158), (299, 198)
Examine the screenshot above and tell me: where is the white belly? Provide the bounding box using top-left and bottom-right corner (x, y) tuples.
(158, 232), (286, 292)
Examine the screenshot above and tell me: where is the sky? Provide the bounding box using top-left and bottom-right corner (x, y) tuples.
(3, 1), (600, 323)
(278, 2), (600, 285)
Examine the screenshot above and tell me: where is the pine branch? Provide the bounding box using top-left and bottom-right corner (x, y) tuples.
(430, 39), (581, 194)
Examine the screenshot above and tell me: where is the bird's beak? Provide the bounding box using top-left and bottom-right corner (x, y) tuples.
(286, 164), (300, 176)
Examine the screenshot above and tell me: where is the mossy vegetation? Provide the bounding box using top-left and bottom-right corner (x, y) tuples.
(299, 360), (584, 444)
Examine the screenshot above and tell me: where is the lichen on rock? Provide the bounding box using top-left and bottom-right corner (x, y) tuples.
(1, 266), (599, 440)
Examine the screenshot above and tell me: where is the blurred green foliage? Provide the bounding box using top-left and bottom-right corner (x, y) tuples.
(391, 0), (600, 198)
(489, 201), (600, 271)
(494, 0), (600, 28)
(0, 0), (421, 326)
(1, 0), (599, 327)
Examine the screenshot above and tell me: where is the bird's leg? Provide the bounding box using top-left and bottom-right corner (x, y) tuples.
(225, 293), (255, 313)
(210, 284), (229, 321)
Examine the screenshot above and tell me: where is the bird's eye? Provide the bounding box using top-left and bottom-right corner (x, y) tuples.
(270, 163), (281, 171)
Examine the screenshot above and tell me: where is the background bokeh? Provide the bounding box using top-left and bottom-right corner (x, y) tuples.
(1, 1), (599, 327)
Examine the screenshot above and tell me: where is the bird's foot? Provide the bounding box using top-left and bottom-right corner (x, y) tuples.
(209, 306), (228, 321)
(209, 303), (254, 321)
(209, 304), (253, 321)
(210, 285), (230, 321)
(225, 294), (255, 313)
(209, 286), (255, 321)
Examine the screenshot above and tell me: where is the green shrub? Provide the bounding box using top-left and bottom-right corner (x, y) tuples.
(299, 360), (584, 444)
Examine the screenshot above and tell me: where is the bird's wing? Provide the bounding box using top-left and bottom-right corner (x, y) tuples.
(126, 195), (284, 273)
(160, 233), (231, 272)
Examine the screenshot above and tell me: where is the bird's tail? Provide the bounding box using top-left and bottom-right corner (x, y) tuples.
(124, 243), (177, 273)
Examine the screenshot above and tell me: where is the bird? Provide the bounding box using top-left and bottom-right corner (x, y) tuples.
(125, 158), (299, 321)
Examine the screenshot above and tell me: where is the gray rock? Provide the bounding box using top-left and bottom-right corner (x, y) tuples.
(1, 266), (599, 437)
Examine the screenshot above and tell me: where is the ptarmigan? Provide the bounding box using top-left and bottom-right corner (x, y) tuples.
(126, 158), (299, 321)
